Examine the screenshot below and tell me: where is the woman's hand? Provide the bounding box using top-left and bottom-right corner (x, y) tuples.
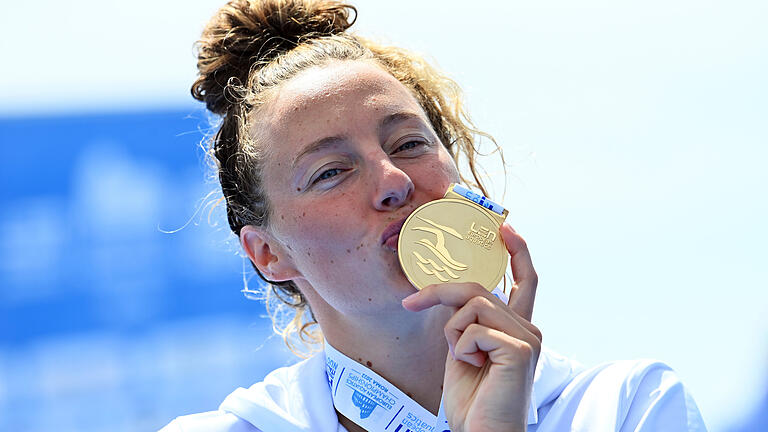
(402, 223), (541, 432)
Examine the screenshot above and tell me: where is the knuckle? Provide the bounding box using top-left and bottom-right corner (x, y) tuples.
(465, 322), (484, 335)
(529, 336), (542, 355)
(519, 342), (533, 357)
(466, 295), (492, 310)
(517, 340), (538, 358)
(531, 336), (542, 353)
(530, 324), (543, 342)
(467, 282), (486, 292)
(443, 322), (459, 341)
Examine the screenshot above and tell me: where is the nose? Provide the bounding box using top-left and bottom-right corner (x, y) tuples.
(372, 157), (414, 211)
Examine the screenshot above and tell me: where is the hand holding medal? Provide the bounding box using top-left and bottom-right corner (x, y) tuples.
(401, 185), (541, 432)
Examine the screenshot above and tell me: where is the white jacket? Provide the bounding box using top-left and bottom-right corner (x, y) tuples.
(160, 345), (707, 431)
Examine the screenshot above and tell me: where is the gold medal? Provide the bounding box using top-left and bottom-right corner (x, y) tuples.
(397, 183), (509, 291)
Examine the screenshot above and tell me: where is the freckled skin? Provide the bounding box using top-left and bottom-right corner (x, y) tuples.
(252, 60), (460, 318)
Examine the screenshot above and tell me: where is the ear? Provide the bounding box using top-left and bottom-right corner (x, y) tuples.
(240, 225), (301, 282)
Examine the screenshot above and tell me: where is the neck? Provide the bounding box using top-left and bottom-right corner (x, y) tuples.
(319, 303), (452, 415)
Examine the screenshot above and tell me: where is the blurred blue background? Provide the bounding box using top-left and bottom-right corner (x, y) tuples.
(0, 110), (296, 431)
(1, 0), (766, 431)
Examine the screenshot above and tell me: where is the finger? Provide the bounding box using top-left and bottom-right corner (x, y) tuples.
(401, 282), (542, 342)
(453, 323), (540, 368)
(444, 295), (542, 356)
(401, 282), (501, 312)
(500, 223), (538, 321)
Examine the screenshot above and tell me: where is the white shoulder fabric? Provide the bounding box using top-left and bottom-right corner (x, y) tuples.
(162, 281), (706, 431)
(161, 344), (706, 431)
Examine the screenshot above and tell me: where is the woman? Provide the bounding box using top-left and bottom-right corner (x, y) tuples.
(162, 0), (706, 430)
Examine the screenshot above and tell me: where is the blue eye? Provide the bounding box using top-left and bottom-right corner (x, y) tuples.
(394, 140), (424, 153)
(314, 168), (342, 183)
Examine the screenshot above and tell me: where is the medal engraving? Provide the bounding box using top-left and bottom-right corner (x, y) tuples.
(408, 216), (468, 282)
(467, 222), (496, 250)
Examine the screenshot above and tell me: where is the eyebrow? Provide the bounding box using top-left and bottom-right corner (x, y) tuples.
(291, 111), (425, 169)
(379, 111), (423, 132)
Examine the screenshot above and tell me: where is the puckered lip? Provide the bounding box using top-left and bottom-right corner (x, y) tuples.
(380, 215), (409, 246)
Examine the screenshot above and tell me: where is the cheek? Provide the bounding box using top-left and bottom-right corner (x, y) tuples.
(438, 149), (461, 181)
(409, 154), (460, 195)
(274, 196), (366, 265)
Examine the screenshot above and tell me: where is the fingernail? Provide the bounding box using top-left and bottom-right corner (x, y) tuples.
(449, 344), (456, 360)
(504, 222), (517, 233)
(402, 291), (420, 304)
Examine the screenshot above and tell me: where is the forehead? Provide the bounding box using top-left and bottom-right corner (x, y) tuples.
(254, 60), (427, 155)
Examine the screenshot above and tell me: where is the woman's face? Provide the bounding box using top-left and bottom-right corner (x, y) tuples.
(251, 60), (461, 316)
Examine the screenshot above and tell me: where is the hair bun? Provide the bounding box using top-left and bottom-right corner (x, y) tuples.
(192, 0), (357, 115)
